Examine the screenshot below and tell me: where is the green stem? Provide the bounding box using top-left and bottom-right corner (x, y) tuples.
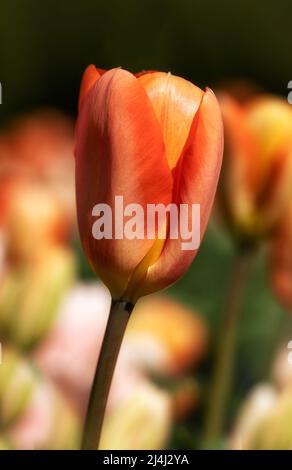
(81, 298), (134, 450)
(203, 248), (255, 445)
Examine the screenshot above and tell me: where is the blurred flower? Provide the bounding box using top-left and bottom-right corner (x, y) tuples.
(3, 373), (170, 450)
(34, 283), (207, 412)
(0, 109), (75, 226)
(0, 346), (39, 428)
(0, 246), (75, 349)
(272, 343), (292, 390)
(3, 182), (70, 265)
(0, 283), (203, 450)
(230, 384), (278, 450)
(33, 283), (111, 411)
(7, 380), (80, 450)
(99, 382), (172, 450)
(171, 378), (200, 421)
(231, 378), (292, 450)
(75, 66), (223, 301)
(219, 94), (292, 244)
(0, 180), (76, 349)
(263, 387), (292, 450)
(0, 437), (12, 450)
(249, 388), (292, 450)
(231, 340), (292, 450)
(269, 205), (292, 309)
(125, 295), (208, 375)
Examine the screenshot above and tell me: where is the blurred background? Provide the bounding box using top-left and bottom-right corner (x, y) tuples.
(1, 0), (292, 450)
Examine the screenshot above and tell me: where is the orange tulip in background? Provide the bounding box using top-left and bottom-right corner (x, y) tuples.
(125, 296), (208, 375)
(75, 66), (224, 302)
(219, 94), (292, 244)
(0, 110), (75, 228)
(270, 205), (292, 309)
(4, 182), (69, 264)
(204, 91), (292, 443)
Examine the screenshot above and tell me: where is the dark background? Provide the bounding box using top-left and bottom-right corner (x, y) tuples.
(1, 0), (292, 123)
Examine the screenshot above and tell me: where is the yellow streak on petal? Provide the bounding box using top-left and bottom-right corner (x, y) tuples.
(138, 72), (203, 169)
(123, 220), (168, 302)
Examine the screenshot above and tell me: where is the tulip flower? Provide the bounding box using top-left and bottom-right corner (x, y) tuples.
(269, 205), (292, 309)
(75, 65), (223, 449)
(219, 94), (292, 244)
(76, 66), (223, 302)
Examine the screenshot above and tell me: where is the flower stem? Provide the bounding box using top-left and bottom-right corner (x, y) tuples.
(203, 248), (255, 445)
(81, 298), (134, 450)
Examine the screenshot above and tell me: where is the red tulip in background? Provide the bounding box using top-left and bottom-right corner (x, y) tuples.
(74, 65), (224, 449)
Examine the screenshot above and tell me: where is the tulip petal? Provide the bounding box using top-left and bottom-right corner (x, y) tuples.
(75, 68), (173, 298)
(257, 145), (292, 233)
(218, 94), (259, 232)
(138, 72), (203, 170)
(220, 94), (259, 192)
(78, 65), (105, 111)
(135, 88), (223, 297)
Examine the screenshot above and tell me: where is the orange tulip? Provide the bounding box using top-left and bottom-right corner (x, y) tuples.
(4, 182), (69, 264)
(75, 66), (223, 302)
(219, 94), (292, 243)
(270, 205), (292, 309)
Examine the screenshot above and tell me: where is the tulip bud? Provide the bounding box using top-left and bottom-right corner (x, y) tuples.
(219, 94), (292, 244)
(75, 66), (223, 301)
